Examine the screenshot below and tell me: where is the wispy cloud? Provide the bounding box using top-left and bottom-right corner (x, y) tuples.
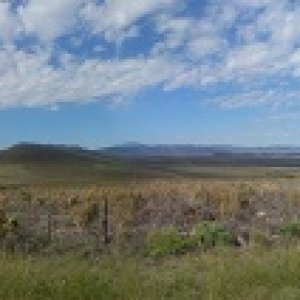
(1, 0), (300, 109)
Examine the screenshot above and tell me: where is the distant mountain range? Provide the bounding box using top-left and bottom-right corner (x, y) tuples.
(100, 143), (300, 158)
(1, 143), (300, 165)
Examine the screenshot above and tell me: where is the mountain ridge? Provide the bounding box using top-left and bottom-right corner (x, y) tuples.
(100, 143), (300, 157)
(2, 142), (300, 165)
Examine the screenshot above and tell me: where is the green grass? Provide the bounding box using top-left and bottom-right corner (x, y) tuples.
(2, 246), (300, 299)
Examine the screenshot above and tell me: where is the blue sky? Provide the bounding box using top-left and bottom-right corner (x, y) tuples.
(1, 0), (300, 148)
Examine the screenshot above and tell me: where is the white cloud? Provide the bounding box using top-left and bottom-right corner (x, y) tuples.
(0, 46), (184, 108)
(18, 0), (85, 42)
(1, 0), (300, 109)
(0, 3), (20, 43)
(153, 0), (300, 107)
(187, 36), (227, 59)
(82, 0), (179, 43)
(212, 89), (277, 108)
(212, 87), (300, 109)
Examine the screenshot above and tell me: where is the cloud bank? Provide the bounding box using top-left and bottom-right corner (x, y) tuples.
(1, 0), (300, 108)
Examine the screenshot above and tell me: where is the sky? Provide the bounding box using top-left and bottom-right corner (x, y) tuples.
(1, 0), (300, 148)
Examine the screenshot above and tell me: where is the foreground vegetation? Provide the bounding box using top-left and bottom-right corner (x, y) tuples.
(2, 179), (300, 253)
(1, 177), (300, 298)
(2, 245), (300, 300)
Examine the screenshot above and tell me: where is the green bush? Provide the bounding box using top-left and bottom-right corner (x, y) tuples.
(146, 226), (189, 257)
(279, 221), (300, 237)
(190, 222), (233, 249)
(0, 210), (18, 237)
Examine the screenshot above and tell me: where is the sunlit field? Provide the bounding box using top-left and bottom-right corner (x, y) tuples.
(2, 174), (300, 299)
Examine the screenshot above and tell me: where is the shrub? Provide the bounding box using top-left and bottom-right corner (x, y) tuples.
(279, 221), (300, 237)
(146, 226), (189, 257)
(0, 210), (18, 236)
(71, 201), (99, 228)
(190, 222), (233, 249)
(0, 209), (6, 236)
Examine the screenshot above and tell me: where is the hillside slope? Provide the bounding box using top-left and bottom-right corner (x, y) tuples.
(0, 143), (135, 184)
(0, 143), (100, 164)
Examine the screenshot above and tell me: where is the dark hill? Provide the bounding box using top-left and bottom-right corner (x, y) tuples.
(0, 143), (101, 164)
(0, 143), (138, 184)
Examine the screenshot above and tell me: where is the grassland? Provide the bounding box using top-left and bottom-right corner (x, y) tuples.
(2, 150), (300, 299)
(0, 179), (300, 299)
(1, 161), (300, 186)
(2, 246), (300, 300)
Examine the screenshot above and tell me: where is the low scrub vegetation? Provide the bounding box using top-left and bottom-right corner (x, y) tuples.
(146, 222), (234, 257)
(279, 220), (300, 238)
(1, 179), (300, 298)
(190, 221), (234, 249)
(1, 179), (300, 254)
(146, 226), (190, 257)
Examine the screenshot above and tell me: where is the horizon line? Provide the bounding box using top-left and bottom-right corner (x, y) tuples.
(2, 141), (300, 151)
